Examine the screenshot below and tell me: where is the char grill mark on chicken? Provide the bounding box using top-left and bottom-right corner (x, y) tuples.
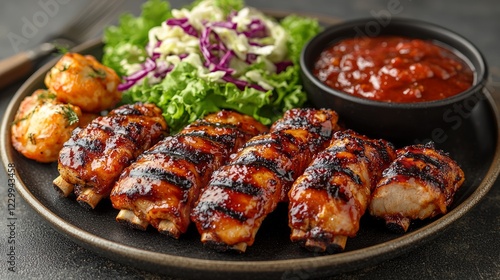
(110, 110), (268, 238)
(53, 103), (168, 209)
(288, 130), (396, 253)
(191, 108), (339, 253)
(368, 143), (465, 233)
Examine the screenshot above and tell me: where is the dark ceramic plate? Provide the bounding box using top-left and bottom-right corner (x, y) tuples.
(2, 28), (500, 280)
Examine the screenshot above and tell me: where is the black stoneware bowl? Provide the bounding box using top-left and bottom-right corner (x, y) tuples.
(300, 18), (489, 144)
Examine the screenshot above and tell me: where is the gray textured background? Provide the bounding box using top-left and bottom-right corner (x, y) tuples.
(0, 1), (499, 279)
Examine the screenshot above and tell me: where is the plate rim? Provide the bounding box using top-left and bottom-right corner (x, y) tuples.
(2, 38), (500, 279)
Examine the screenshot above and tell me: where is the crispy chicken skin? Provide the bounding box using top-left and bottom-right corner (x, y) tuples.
(288, 130), (396, 253)
(191, 108), (339, 252)
(369, 143), (465, 233)
(45, 52), (121, 113)
(110, 110), (268, 238)
(11, 89), (83, 163)
(54, 103), (168, 209)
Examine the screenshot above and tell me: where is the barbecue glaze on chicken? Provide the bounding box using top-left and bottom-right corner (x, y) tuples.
(288, 130), (396, 253)
(191, 108), (339, 252)
(53, 103), (168, 209)
(110, 110), (268, 238)
(369, 143), (465, 233)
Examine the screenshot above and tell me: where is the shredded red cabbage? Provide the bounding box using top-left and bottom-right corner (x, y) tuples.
(146, 41), (162, 60)
(118, 58), (156, 91)
(275, 61), (293, 73)
(118, 57), (176, 91)
(242, 19), (267, 38)
(211, 21), (237, 29)
(166, 18), (198, 37)
(222, 75), (266, 91)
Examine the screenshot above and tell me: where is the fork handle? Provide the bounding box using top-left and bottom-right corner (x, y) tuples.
(0, 42), (56, 90)
(0, 51), (35, 90)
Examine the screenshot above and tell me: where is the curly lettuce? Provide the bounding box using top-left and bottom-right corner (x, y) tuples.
(102, 0), (172, 77)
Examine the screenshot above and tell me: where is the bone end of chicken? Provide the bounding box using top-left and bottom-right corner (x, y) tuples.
(384, 215), (411, 233)
(52, 175), (74, 197)
(77, 188), (105, 210)
(201, 232), (248, 253)
(158, 220), (182, 239)
(291, 229), (348, 253)
(116, 209), (149, 231)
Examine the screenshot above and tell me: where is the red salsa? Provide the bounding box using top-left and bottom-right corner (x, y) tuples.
(314, 36), (474, 103)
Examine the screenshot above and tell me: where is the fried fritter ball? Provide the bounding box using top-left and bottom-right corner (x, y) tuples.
(11, 89), (83, 163)
(45, 52), (121, 113)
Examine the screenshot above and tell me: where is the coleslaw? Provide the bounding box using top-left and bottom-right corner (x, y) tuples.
(103, 0), (321, 132)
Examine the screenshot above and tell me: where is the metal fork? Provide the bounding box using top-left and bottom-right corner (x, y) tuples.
(0, 0), (124, 90)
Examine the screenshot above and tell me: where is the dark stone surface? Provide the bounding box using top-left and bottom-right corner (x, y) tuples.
(0, 1), (498, 279)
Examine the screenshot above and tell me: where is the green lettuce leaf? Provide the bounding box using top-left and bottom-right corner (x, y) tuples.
(102, 0), (172, 76)
(280, 14), (322, 64)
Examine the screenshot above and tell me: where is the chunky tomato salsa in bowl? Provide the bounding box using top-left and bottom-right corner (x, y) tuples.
(300, 18), (488, 142)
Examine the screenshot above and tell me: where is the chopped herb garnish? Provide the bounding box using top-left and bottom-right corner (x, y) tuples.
(60, 105), (79, 127)
(28, 133), (36, 145)
(12, 116), (27, 126)
(55, 44), (70, 54)
(12, 105), (38, 126)
(59, 63), (71, 72)
(37, 91), (57, 100)
(89, 67), (107, 79)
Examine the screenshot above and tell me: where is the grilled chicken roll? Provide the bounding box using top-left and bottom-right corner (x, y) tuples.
(53, 103), (168, 209)
(191, 108), (339, 252)
(369, 143), (465, 233)
(288, 130), (396, 253)
(110, 110), (268, 238)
